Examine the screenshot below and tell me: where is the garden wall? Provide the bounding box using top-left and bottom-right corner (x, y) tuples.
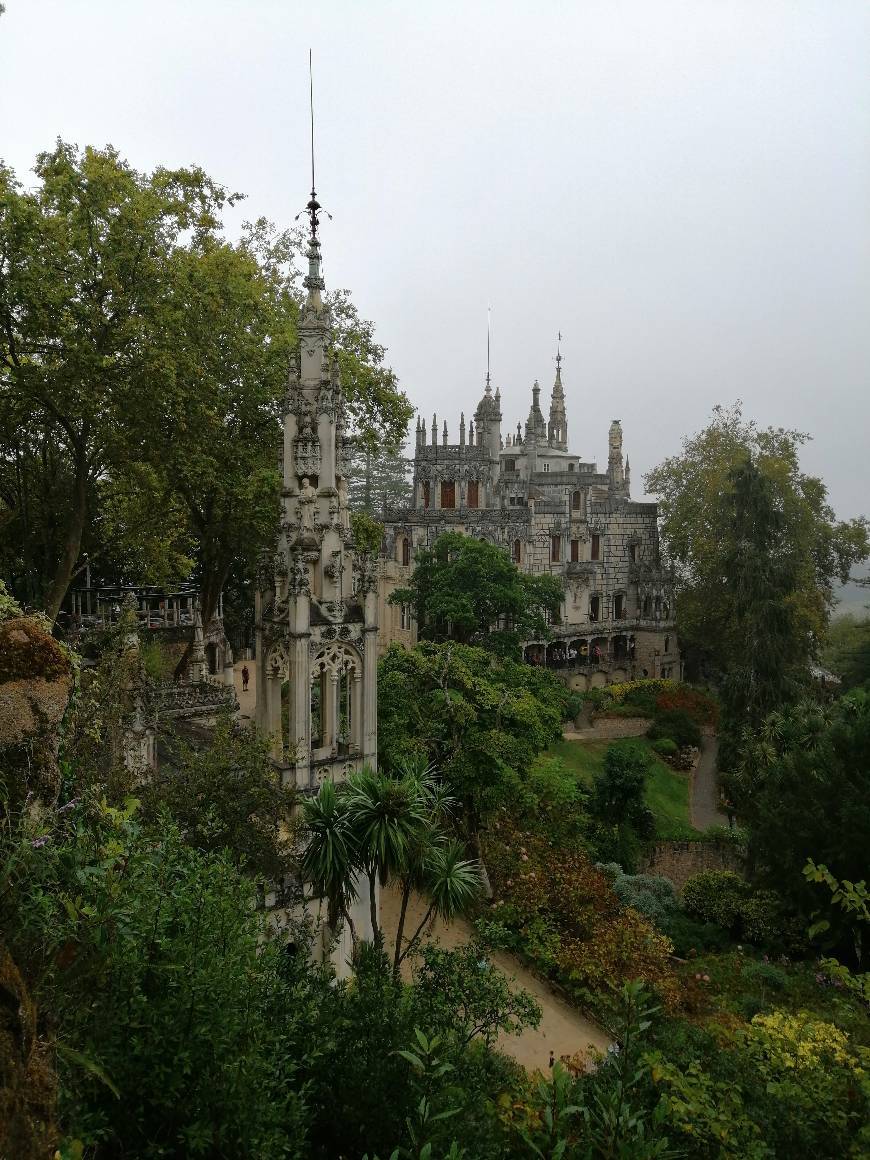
(566, 716), (652, 741)
(639, 839), (743, 893)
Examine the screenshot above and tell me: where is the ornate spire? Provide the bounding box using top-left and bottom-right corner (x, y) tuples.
(297, 51), (330, 311)
(548, 332), (568, 450)
(526, 380), (546, 441)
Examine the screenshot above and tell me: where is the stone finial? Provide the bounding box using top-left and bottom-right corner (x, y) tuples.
(459, 412), (466, 447)
(469, 419), (475, 443)
(431, 414), (437, 445)
(442, 420), (448, 447)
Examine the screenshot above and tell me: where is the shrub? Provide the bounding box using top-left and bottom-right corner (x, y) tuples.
(682, 870), (749, 932)
(658, 911), (731, 957)
(651, 737), (679, 759)
(740, 960), (788, 994)
(611, 871), (678, 927)
(654, 686), (719, 727)
(648, 709), (701, 750)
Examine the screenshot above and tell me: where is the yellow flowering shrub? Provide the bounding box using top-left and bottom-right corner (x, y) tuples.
(745, 1010), (863, 1074)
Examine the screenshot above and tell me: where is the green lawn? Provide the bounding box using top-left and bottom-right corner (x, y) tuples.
(546, 738), (697, 840)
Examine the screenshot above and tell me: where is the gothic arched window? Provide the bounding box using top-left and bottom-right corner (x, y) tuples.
(512, 539), (521, 564)
(402, 537), (411, 567)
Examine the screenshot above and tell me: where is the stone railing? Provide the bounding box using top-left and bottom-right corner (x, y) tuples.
(154, 679), (237, 719)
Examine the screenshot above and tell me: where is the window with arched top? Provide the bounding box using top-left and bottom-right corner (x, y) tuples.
(642, 595), (652, 618)
(512, 539), (521, 564)
(571, 490), (582, 511)
(402, 537), (410, 567)
(664, 635), (670, 654)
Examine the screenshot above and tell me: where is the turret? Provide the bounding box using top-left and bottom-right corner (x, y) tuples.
(548, 338), (568, 450)
(608, 419), (626, 497)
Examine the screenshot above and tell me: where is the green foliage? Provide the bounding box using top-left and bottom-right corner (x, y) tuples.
(378, 641), (572, 828)
(589, 741), (655, 841)
(351, 509), (386, 555)
(345, 442), (412, 514)
(412, 944), (541, 1048)
(141, 717), (297, 879)
(608, 870), (679, 928)
(651, 737), (678, 759)
(730, 693), (870, 937)
(682, 871), (749, 932)
(0, 143), (411, 625)
(390, 532), (563, 654)
(645, 402), (869, 684)
(2, 797), (307, 1156)
(647, 709), (700, 750)
(819, 612), (870, 689)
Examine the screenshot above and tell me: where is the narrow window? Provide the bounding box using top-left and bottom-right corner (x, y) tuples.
(664, 635), (670, 653)
(590, 595), (600, 622)
(512, 539), (521, 564)
(467, 480), (479, 508)
(570, 538), (579, 562)
(401, 537), (410, 567)
(571, 490), (581, 511)
(310, 674), (324, 747)
(591, 534), (601, 561)
(643, 595), (652, 617)
(543, 462), (550, 473)
(614, 593), (624, 619)
(550, 535), (561, 563)
(629, 544), (637, 563)
(423, 482), (430, 509)
(441, 480), (456, 508)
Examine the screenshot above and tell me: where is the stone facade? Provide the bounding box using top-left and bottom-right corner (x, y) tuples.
(254, 195), (377, 969)
(379, 354), (680, 687)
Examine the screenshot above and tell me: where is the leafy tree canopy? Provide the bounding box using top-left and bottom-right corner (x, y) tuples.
(0, 142), (412, 625)
(390, 531), (563, 657)
(819, 611), (870, 690)
(378, 640), (577, 830)
(729, 690), (870, 938)
(645, 403), (868, 678)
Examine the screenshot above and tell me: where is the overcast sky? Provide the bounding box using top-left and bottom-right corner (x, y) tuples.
(2, 0), (868, 519)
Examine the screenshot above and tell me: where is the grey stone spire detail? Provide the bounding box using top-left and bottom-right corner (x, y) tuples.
(189, 602), (206, 683)
(608, 419), (626, 497)
(459, 412), (466, 447)
(525, 380), (546, 441)
(548, 337), (568, 450)
(431, 414), (437, 445)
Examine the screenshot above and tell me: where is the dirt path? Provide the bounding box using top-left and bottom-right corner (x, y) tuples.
(233, 659), (256, 722)
(380, 883), (610, 1072)
(691, 732), (726, 830)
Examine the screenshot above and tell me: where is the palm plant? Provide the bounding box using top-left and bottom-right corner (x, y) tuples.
(299, 779), (360, 951)
(343, 765), (430, 946)
(395, 838), (482, 977)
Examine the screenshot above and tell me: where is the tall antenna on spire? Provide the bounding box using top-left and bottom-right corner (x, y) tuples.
(486, 305), (492, 391)
(296, 49), (330, 240)
(309, 49), (316, 200)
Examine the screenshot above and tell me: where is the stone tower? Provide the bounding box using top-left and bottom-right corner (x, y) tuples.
(254, 191), (378, 795)
(547, 344), (568, 450)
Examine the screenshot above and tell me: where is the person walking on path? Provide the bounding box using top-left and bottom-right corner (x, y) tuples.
(241, 664), (249, 693)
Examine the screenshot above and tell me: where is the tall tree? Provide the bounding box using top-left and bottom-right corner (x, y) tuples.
(391, 531), (563, 657)
(0, 143), (235, 619)
(343, 441), (412, 515)
(645, 403), (868, 679)
(0, 144), (413, 626)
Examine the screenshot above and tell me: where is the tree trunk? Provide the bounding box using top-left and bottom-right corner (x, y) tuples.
(368, 870), (381, 949)
(43, 449), (88, 625)
(392, 879), (412, 981)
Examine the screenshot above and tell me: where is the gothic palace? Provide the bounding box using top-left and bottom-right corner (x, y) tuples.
(378, 357), (680, 689)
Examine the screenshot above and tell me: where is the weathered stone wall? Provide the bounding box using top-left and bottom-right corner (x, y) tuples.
(638, 839), (744, 893)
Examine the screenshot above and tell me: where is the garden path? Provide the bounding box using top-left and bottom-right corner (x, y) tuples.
(380, 883), (610, 1072)
(691, 732), (727, 830)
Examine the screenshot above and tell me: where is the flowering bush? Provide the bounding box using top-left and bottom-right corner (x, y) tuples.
(654, 686), (719, 726)
(482, 814), (680, 1011)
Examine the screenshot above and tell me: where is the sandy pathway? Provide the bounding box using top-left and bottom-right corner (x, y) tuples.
(233, 659), (257, 722)
(380, 883), (610, 1072)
